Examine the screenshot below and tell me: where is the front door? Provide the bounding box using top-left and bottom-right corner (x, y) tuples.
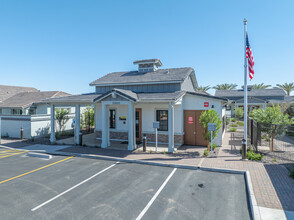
(184, 110), (206, 146)
(135, 108), (142, 143)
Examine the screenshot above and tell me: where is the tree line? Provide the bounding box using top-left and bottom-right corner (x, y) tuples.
(197, 82), (294, 96)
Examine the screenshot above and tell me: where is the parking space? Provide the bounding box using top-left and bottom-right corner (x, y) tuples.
(0, 149), (251, 220)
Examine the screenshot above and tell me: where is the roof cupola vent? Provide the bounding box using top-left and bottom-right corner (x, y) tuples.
(133, 59), (162, 72)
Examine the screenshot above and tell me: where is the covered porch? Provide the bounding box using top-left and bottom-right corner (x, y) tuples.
(45, 89), (180, 152)
(56, 132), (179, 152)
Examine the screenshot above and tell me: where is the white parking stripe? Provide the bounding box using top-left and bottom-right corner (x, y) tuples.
(31, 162), (118, 211)
(136, 168), (177, 220)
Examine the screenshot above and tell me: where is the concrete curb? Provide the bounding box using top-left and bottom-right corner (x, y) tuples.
(245, 171), (260, 220)
(26, 152), (52, 160)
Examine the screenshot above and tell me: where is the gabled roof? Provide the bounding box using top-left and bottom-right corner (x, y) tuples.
(233, 97), (268, 104)
(89, 67), (195, 86)
(94, 89), (138, 102)
(0, 85), (39, 102)
(0, 91), (70, 109)
(268, 96), (294, 104)
(215, 88), (286, 98)
(44, 89), (227, 104)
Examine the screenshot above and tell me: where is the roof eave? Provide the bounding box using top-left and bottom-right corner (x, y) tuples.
(90, 80), (184, 87)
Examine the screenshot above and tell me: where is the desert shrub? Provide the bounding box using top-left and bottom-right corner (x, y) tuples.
(246, 151), (263, 161)
(229, 127), (237, 132)
(204, 150), (209, 157)
(226, 118), (230, 125)
(237, 121), (244, 126)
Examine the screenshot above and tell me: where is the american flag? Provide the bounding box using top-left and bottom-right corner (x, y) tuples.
(246, 34), (254, 80)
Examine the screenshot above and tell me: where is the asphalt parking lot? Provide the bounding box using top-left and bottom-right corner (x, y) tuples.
(0, 148), (251, 220)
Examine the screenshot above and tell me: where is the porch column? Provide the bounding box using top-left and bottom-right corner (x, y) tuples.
(75, 104), (80, 145)
(50, 104), (56, 143)
(168, 103), (174, 153)
(128, 102), (135, 151)
(101, 102), (108, 148)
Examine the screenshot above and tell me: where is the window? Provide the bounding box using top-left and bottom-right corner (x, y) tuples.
(11, 109), (22, 115)
(29, 109), (36, 115)
(109, 109), (116, 129)
(156, 110), (168, 131)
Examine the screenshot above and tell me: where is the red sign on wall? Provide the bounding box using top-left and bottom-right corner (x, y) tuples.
(188, 116), (193, 124)
(204, 102), (209, 107)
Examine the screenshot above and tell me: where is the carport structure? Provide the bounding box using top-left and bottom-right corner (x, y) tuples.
(44, 93), (97, 146)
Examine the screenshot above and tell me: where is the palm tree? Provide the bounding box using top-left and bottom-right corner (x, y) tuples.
(213, 83), (237, 90)
(276, 83), (294, 96)
(252, 83), (271, 89)
(196, 85), (211, 92)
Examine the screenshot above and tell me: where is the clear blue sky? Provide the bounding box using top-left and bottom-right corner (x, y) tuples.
(0, 0), (293, 95)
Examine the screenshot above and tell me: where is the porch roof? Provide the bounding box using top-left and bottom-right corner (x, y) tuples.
(42, 93), (100, 104)
(43, 89), (227, 105)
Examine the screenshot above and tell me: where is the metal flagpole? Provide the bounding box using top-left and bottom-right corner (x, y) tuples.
(243, 18), (248, 159)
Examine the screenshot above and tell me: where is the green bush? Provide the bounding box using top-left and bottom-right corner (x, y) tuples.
(230, 124), (238, 127)
(212, 143), (217, 151)
(231, 118), (236, 122)
(226, 118), (230, 125)
(246, 151), (264, 161)
(289, 169), (294, 179)
(237, 121), (244, 126)
(235, 107), (244, 120)
(204, 150), (209, 157)
(229, 127), (237, 132)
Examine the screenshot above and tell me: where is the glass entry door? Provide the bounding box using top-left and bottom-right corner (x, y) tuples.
(135, 108), (142, 143)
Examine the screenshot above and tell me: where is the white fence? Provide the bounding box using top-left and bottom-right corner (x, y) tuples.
(0, 114), (74, 139)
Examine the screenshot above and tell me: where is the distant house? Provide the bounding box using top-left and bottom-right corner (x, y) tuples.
(215, 85), (294, 117)
(0, 85), (38, 102)
(45, 59), (227, 152)
(0, 89), (73, 139)
(0, 91), (70, 115)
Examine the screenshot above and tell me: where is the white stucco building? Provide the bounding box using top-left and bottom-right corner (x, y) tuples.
(45, 59), (227, 152)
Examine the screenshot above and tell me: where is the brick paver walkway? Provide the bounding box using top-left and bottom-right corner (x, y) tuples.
(201, 128), (294, 211)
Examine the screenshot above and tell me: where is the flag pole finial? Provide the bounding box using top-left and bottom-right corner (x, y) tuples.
(243, 18), (247, 24)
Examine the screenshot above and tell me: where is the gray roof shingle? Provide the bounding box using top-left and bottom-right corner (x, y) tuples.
(42, 93), (100, 104)
(89, 67), (194, 86)
(268, 96), (294, 104)
(215, 88), (286, 98)
(45, 89), (226, 104)
(0, 91), (70, 108)
(0, 85), (39, 102)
